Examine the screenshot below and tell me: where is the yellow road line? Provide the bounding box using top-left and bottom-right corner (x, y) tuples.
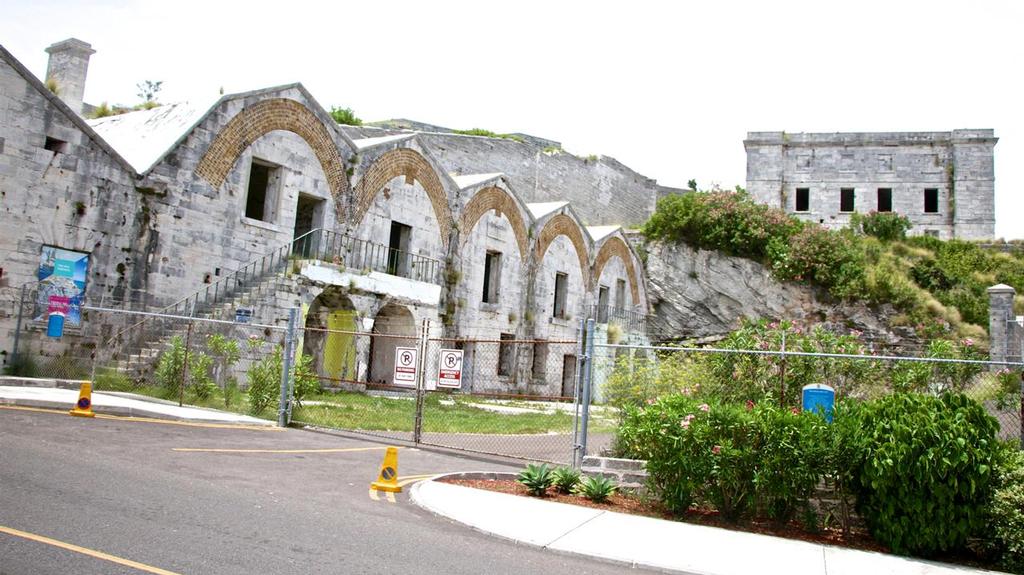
(0, 405), (280, 431)
(172, 446), (390, 454)
(0, 525), (181, 575)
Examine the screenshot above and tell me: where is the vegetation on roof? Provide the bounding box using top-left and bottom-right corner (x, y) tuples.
(451, 128), (523, 142)
(329, 106), (363, 126)
(642, 188), (1024, 342)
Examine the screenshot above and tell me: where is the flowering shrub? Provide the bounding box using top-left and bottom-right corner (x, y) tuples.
(982, 448), (1024, 572)
(768, 226), (867, 299)
(700, 320), (882, 406)
(643, 190), (801, 259)
(618, 396), (831, 523)
(851, 211), (912, 242)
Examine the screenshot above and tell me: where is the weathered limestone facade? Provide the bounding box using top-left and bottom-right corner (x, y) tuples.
(745, 131), (997, 240)
(0, 41), (648, 397)
(342, 125), (684, 228)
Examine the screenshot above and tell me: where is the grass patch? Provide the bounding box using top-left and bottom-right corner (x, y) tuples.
(292, 391), (609, 434)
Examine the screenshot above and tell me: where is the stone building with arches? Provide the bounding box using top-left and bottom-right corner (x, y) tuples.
(0, 39), (650, 397)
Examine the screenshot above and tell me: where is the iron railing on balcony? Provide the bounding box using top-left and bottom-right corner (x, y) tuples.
(586, 304), (648, 334)
(110, 228), (443, 348)
(293, 229), (441, 284)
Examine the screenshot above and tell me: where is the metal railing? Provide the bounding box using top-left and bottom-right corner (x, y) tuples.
(586, 304), (648, 334)
(111, 228), (443, 349)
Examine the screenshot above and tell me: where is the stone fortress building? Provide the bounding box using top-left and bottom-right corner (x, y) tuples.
(0, 39), (655, 397)
(744, 130), (997, 240)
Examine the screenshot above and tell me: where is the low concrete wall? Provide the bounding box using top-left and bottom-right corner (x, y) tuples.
(581, 455), (647, 492)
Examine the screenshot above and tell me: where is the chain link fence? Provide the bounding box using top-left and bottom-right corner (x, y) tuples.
(579, 321), (1024, 460)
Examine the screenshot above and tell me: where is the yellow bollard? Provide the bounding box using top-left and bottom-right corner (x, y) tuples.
(370, 446), (402, 493)
(69, 382), (96, 418)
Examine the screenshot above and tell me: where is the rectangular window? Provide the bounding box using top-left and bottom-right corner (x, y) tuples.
(840, 188), (855, 213)
(553, 272), (568, 319)
(615, 279), (627, 311)
(597, 286), (609, 323)
(245, 160), (279, 222)
(532, 340), (548, 384)
(877, 188), (892, 212)
(795, 188), (810, 212)
(387, 221), (412, 277)
(482, 251), (501, 303)
(498, 333), (515, 377)
(44, 136), (67, 154)
(924, 188), (939, 213)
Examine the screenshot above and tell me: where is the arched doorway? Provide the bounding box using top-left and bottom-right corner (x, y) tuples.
(304, 288), (359, 384)
(368, 304), (417, 385)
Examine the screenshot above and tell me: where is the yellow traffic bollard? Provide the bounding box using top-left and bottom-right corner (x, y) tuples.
(370, 446), (402, 493)
(69, 382), (96, 418)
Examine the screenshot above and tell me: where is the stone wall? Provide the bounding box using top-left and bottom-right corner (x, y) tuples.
(342, 125), (684, 227)
(744, 130), (997, 240)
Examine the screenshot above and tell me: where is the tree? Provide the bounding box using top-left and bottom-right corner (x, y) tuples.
(687, 178), (698, 191)
(330, 106), (362, 126)
(136, 80), (163, 110)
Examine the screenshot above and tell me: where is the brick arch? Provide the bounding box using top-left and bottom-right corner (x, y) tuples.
(353, 148), (453, 248)
(459, 186), (529, 260)
(535, 213), (590, 284)
(592, 236), (641, 305)
(195, 98), (349, 212)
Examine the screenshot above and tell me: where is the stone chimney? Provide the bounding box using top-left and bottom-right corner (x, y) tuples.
(44, 38), (95, 115)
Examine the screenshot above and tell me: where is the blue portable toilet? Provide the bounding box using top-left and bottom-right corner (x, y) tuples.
(802, 383), (835, 423)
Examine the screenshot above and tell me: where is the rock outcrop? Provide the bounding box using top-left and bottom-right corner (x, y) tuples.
(644, 240), (911, 345)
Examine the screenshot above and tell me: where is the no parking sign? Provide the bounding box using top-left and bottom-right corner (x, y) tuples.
(436, 349), (464, 388)
(393, 346), (418, 387)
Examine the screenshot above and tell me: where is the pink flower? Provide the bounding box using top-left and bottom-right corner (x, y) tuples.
(681, 420), (691, 429)
(684, 414), (696, 422)
(790, 407), (800, 415)
(961, 338), (975, 347)
(699, 403), (710, 412)
(745, 400), (755, 411)
(712, 445), (722, 455)
(646, 398), (657, 405)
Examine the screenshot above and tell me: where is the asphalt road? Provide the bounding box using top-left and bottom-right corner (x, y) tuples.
(0, 407), (655, 574)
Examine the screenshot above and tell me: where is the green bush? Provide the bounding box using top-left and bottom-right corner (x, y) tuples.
(247, 345), (282, 415)
(769, 226), (867, 299)
(752, 403), (829, 523)
(575, 475), (617, 503)
(93, 367), (134, 391)
(852, 211), (913, 242)
(551, 466), (582, 494)
(983, 448), (1024, 573)
(291, 354), (321, 408)
(517, 463), (554, 496)
(601, 351), (705, 410)
(852, 393), (1000, 556)
(329, 106), (362, 126)
(154, 336), (214, 400)
(643, 191), (801, 260)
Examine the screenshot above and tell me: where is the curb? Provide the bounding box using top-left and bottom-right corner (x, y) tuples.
(0, 396), (276, 426)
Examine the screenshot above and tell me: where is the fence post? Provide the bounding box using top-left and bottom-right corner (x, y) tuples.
(779, 330), (787, 408)
(413, 318), (429, 444)
(11, 283), (27, 369)
(278, 307), (298, 427)
(1019, 369), (1023, 449)
(577, 318), (596, 467)
(180, 320), (193, 407)
(572, 318), (585, 466)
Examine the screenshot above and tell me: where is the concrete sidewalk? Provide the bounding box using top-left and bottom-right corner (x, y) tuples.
(0, 385), (273, 425)
(411, 473), (1005, 575)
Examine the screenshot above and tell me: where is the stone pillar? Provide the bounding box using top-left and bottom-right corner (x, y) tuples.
(44, 38), (95, 115)
(988, 283), (1016, 365)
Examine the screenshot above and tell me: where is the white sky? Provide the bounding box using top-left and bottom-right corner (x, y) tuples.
(3, 0), (1021, 238)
